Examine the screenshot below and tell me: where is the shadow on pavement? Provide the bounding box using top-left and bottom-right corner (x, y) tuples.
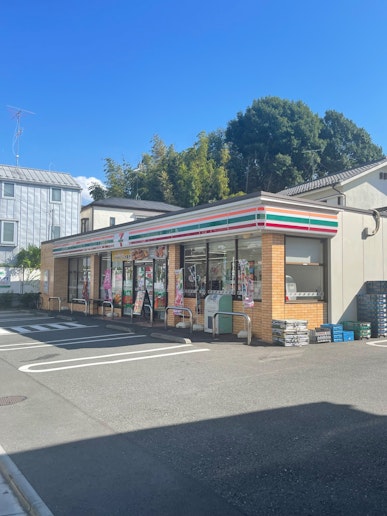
(6, 402), (387, 515)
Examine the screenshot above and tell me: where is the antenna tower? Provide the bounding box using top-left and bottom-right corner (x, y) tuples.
(7, 105), (35, 166)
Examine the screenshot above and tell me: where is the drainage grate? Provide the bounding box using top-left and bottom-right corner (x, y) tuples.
(0, 396), (27, 406)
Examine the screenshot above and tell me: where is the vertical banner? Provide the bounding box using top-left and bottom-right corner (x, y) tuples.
(103, 268), (112, 301)
(174, 268), (184, 315)
(239, 259), (254, 308)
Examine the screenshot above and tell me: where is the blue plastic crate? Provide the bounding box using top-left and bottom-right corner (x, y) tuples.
(321, 324), (343, 331)
(342, 331), (354, 341)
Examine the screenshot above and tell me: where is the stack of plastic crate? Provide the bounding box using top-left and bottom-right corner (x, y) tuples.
(365, 281), (387, 294)
(357, 293), (387, 337)
(320, 323), (345, 342)
(342, 321), (371, 340)
(309, 328), (331, 343)
(272, 319), (309, 346)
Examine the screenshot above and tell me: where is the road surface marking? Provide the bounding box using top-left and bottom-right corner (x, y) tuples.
(5, 322), (97, 334)
(19, 344), (210, 373)
(366, 339), (387, 348)
(0, 333), (146, 351)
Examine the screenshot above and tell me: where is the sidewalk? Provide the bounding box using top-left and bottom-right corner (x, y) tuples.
(0, 445), (53, 516)
(0, 470), (27, 515)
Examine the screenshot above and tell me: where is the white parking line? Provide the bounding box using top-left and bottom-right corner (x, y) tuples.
(19, 344), (210, 373)
(366, 339), (387, 348)
(0, 333), (146, 351)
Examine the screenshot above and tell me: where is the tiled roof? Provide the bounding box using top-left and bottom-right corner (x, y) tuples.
(278, 157), (387, 196)
(83, 197), (182, 212)
(0, 164), (82, 189)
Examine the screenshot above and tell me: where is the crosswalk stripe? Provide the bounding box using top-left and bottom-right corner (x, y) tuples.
(7, 322), (89, 334)
(10, 326), (31, 333)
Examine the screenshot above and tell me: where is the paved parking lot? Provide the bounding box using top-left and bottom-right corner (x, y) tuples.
(1, 309), (386, 515)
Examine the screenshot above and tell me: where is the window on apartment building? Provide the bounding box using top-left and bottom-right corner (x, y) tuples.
(0, 221), (17, 245)
(81, 218), (89, 233)
(379, 172), (387, 180)
(285, 236), (326, 302)
(68, 257), (90, 301)
(3, 182), (14, 198)
(51, 188), (62, 202)
(109, 217), (116, 226)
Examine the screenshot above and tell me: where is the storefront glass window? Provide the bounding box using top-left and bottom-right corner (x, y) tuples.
(208, 241), (236, 295)
(100, 253), (112, 301)
(184, 243), (207, 298)
(154, 260), (167, 309)
(237, 238), (262, 300)
(68, 257), (90, 301)
(112, 260), (123, 307)
(285, 237), (325, 301)
(122, 262), (133, 315)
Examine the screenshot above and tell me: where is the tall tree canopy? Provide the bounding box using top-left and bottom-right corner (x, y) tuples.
(225, 97), (384, 193)
(225, 97), (324, 193)
(89, 96), (384, 205)
(319, 110), (384, 173)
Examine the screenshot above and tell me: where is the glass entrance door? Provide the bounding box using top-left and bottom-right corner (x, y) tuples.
(123, 262), (133, 316)
(134, 262), (154, 306)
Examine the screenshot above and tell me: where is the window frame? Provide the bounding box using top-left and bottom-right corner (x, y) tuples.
(51, 187), (62, 203)
(3, 182), (15, 198)
(0, 221), (17, 245)
(285, 236), (326, 302)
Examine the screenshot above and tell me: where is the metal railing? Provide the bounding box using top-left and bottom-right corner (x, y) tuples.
(212, 311), (252, 345)
(48, 297), (61, 312)
(70, 298), (88, 316)
(102, 301), (115, 318)
(165, 306), (193, 333)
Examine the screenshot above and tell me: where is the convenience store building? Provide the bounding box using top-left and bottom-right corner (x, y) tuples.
(40, 191), (386, 343)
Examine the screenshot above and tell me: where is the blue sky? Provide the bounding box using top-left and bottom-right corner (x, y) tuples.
(1, 0), (387, 203)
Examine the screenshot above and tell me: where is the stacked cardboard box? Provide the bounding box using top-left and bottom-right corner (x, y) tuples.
(272, 319), (309, 346)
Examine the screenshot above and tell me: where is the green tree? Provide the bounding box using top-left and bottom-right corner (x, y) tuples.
(88, 182), (107, 201)
(14, 244), (41, 294)
(14, 244), (41, 269)
(225, 96), (324, 193)
(319, 110), (384, 173)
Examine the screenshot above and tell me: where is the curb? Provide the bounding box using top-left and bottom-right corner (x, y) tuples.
(150, 332), (192, 344)
(106, 323), (135, 332)
(0, 444), (53, 516)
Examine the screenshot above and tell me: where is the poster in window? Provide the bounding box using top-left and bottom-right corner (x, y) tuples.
(174, 268), (184, 315)
(133, 290), (145, 315)
(239, 259), (254, 308)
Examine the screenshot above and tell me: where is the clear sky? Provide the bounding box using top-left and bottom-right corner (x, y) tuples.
(1, 0), (387, 203)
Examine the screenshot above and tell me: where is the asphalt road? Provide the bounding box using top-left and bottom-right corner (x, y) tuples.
(0, 310), (386, 515)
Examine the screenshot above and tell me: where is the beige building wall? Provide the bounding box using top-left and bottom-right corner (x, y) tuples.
(329, 210), (387, 323)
